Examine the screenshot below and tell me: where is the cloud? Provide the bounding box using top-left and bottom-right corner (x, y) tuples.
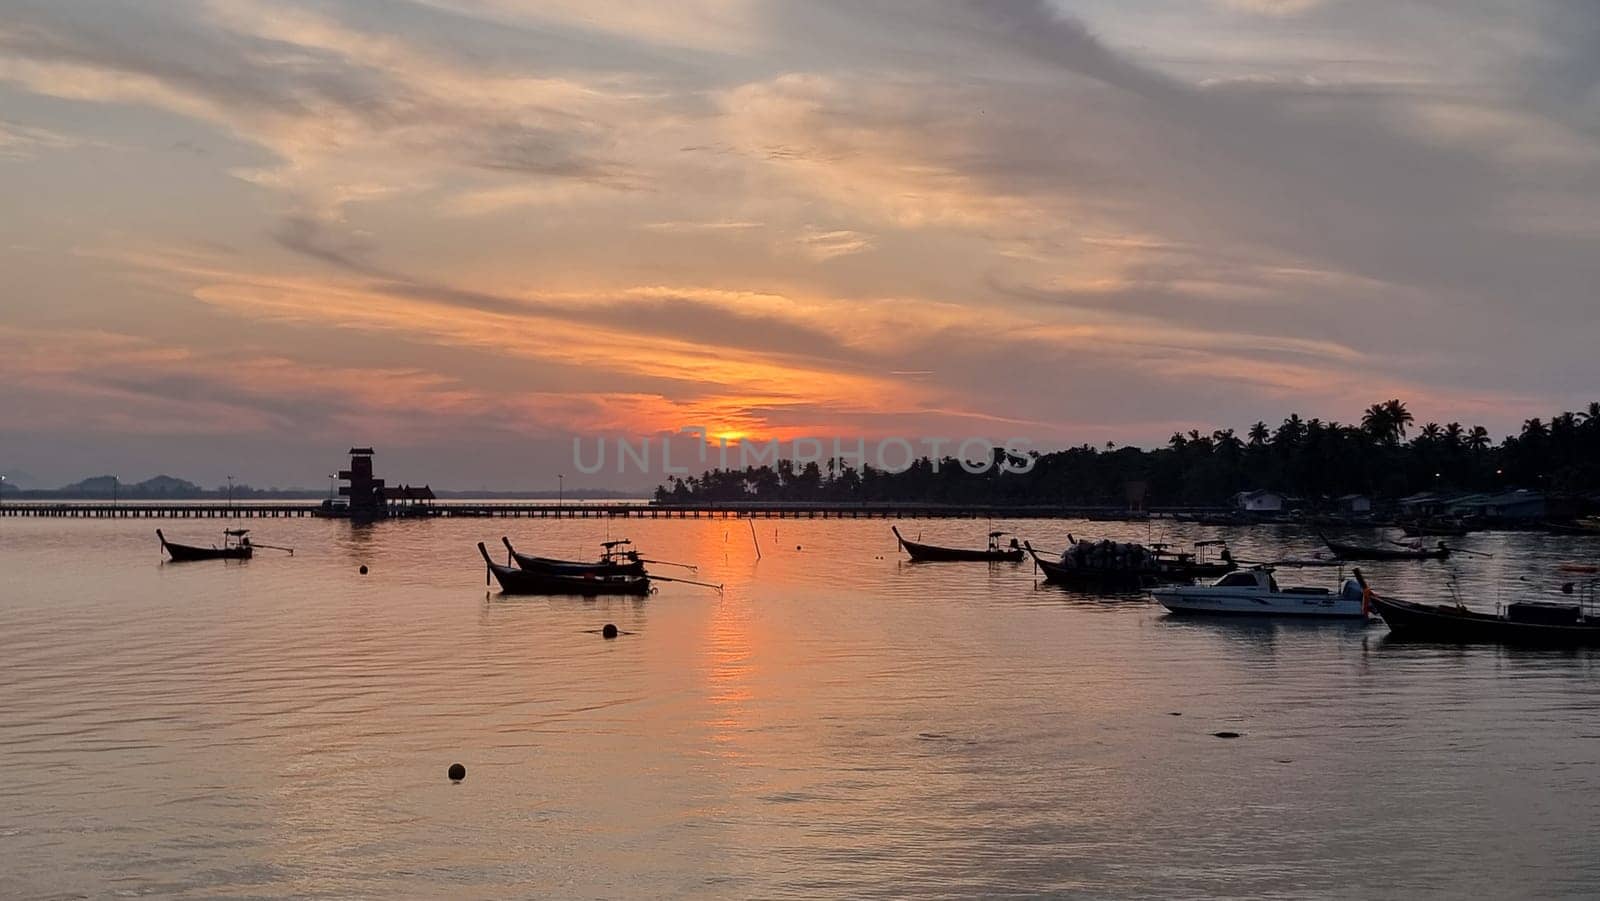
(3, 0), (1600, 486)
(796, 227), (873, 260)
(0, 118), (91, 160)
(1216, 0), (1324, 15)
(0, 0), (652, 222)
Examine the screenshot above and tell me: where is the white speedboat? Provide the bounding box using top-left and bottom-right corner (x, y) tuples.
(1151, 568), (1369, 619)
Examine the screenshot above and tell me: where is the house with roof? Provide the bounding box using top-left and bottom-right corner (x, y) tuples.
(1450, 489), (1549, 521)
(1233, 489), (1286, 513)
(1336, 493), (1372, 515)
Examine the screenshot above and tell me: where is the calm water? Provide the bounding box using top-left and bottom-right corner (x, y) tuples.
(3, 517), (1600, 898)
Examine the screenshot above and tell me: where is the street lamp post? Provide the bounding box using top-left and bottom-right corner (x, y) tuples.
(227, 475), (236, 516)
(1, 474), (6, 510)
(558, 473), (564, 518)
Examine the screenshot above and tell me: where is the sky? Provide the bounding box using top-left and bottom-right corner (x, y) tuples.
(2, 0), (1599, 490)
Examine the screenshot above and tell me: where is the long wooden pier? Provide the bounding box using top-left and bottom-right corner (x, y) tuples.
(0, 501), (1201, 520)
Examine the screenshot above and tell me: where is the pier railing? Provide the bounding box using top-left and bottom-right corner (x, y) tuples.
(0, 500), (1219, 520)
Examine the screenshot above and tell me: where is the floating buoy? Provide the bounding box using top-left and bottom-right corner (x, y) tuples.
(359, 565), (369, 575)
(602, 623), (619, 639)
(1212, 731), (1242, 739)
(796, 545), (802, 551)
(1168, 712), (1182, 716)
(448, 762), (466, 782)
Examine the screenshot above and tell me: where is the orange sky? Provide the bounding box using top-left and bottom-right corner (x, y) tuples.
(2, 1), (1597, 488)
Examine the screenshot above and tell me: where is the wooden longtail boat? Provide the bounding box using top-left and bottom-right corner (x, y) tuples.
(1025, 537), (1236, 590)
(478, 542), (651, 596)
(891, 526), (1024, 562)
(1542, 520), (1600, 537)
(1319, 533), (1450, 561)
(157, 528), (253, 561)
(1024, 540), (1162, 590)
(501, 536), (646, 575)
(1360, 571), (1600, 646)
(1150, 539), (1236, 579)
(1399, 519), (1472, 537)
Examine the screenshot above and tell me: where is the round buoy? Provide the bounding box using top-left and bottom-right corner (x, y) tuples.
(448, 762), (466, 782)
(602, 623), (619, 639)
(796, 545), (802, 551)
(359, 565), (369, 575)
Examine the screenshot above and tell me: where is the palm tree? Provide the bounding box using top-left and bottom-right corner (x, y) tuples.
(1386, 399), (1414, 440)
(1247, 421), (1270, 447)
(1274, 414), (1305, 449)
(1444, 421), (1464, 447)
(1361, 403), (1392, 443)
(1417, 422), (1443, 446)
(1468, 425), (1491, 452)
(1522, 417), (1549, 442)
(1213, 429), (1243, 452)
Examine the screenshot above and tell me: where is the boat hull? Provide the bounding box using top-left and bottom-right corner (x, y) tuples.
(479, 543), (651, 596)
(502, 537), (647, 575)
(1370, 594), (1600, 646)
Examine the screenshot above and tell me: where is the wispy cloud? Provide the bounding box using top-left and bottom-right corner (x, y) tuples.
(1, 0), (1598, 485)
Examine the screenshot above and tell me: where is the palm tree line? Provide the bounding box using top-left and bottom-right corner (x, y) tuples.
(655, 400), (1600, 507)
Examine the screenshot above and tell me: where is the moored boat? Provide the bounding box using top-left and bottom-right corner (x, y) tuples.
(1365, 574), (1600, 646)
(478, 542), (651, 596)
(1150, 539), (1235, 579)
(1541, 519), (1600, 537)
(158, 528), (253, 561)
(1024, 537), (1225, 590)
(1152, 567), (1368, 619)
(892, 527), (1024, 562)
(1399, 518), (1473, 537)
(1319, 532), (1450, 561)
(501, 536), (647, 575)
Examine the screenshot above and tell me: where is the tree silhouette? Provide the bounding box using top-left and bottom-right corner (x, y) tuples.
(657, 399), (1600, 509)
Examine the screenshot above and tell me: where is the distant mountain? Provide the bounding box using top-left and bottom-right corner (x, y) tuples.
(0, 468), (38, 490)
(56, 474), (204, 498)
(60, 475), (120, 495)
(10, 474), (638, 500)
(135, 475), (205, 497)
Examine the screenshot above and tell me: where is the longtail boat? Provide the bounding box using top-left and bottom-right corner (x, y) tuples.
(501, 536), (646, 575)
(1025, 539), (1162, 590)
(1399, 518), (1472, 537)
(1150, 539), (1236, 579)
(1542, 520), (1600, 537)
(892, 526), (1024, 562)
(478, 542), (651, 596)
(1361, 571), (1600, 646)
(158, 528), (253, 561)
(1319, 533), (1450, 561)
